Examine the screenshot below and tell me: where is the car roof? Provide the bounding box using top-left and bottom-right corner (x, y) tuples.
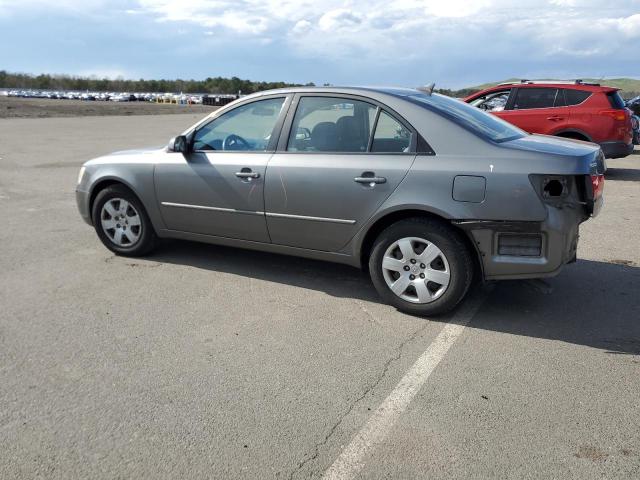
(240, 85), (427, 100)
(471, 82), (618, 94)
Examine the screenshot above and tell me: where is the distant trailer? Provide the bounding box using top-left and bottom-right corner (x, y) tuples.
(202, 95), (238, 106)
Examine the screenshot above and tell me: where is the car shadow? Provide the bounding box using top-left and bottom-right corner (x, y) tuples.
(153, 239), (379, 303)
(606, 167), (640, 181)
(151, 240), (640, 355)
(472, 260), (640, 356)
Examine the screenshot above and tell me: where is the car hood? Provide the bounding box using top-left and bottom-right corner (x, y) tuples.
(84, 146), (165, 166)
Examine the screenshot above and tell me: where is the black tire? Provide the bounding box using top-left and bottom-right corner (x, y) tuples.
(368, 217), (474, 316)
(91, 184), (157, 257)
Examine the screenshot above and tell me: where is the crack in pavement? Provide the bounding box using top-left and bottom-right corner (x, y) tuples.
(353, 300), (384, 327)
(287, 320), (432, 480)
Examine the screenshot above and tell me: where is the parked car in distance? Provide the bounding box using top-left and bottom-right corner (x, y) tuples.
(625, 96), (640, 145)
(465, 80), (634, 159)
(76, 86), (605, 316)
(626, 95), (640, 116)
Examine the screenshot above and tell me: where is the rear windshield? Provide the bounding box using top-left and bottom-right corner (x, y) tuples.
(607, 91), (626, 109)
(408, 93), (525, 143)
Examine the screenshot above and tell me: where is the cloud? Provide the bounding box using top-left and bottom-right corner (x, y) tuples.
(1, 0), (639, 86)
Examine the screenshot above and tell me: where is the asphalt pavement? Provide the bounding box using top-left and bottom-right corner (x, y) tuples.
(1, 114), (638, 479)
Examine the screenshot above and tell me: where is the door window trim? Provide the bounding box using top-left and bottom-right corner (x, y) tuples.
(189, 94), (293, 154)
(276, 92), (433, 155)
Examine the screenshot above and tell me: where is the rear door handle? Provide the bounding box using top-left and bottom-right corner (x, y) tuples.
(547, 116), (564, 121)
(354, 176), (386, 185)
(235, 170), (260, 179)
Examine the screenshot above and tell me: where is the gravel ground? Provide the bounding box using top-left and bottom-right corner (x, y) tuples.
(0, 96), (219, 118)
(0, 113), (638, 479)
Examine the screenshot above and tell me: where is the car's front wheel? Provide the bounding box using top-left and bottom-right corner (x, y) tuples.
(92, 184), (157, 256)
(368, 218), (474, 316)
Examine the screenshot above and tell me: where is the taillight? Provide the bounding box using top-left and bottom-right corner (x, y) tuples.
(591, 174), (604, 199)
(599, 109), (627, 121)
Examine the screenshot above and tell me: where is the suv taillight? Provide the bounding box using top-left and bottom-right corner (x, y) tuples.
(599, 109), (627, 121)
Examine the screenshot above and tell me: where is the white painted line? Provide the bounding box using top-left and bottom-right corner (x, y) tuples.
(321, 289), (490, 480)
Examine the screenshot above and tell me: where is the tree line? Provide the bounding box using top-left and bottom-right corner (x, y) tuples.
(0, 70), (487, 97)
(0, 71), (311, 94)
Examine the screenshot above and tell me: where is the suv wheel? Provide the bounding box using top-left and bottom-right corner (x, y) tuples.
(92, 185), (157, 256)
(369, 218), (474, 316)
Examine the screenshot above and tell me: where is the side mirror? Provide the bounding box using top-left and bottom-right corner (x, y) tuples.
(168, 135), (189, 153)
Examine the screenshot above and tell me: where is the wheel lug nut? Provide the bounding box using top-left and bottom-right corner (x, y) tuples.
(420, 263), (426, 269)
(409, 274), (416, 280)
(410, 259), (416, 264)
(403, 266), (410, 271)
(420, 273), (425, 279)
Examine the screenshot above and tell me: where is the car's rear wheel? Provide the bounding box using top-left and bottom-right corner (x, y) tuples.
(92, 185), (157, 256)
(368, 218), (474, 316)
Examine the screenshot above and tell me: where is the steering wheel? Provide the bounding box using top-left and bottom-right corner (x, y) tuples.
(223, 134), (251, 151)
(297, 127), (311, 139)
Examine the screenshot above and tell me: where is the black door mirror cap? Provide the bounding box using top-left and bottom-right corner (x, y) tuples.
(168, 135), (189, 153)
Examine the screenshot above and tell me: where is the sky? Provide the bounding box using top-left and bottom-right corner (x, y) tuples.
(0, 0), (639, 89)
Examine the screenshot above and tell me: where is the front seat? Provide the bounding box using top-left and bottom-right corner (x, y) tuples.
(311, 122), (338, 151)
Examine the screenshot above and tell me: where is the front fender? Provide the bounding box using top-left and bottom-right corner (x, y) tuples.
(83, 165), (166, 232)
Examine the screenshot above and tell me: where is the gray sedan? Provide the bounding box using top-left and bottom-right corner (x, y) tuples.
(76, 87), (605, 315)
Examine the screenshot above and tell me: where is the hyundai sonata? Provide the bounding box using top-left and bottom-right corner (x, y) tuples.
(76, 86), (604, 315)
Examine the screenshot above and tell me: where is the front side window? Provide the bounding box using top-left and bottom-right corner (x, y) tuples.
(287, 97), (376, 152)
(193, 97), (285, 151)
(470, 90), (511, 112)
(512, 88), (558, 110)
(371, 111), (412, 153)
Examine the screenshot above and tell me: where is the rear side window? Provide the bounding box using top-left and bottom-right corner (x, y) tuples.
(371, 111), (412, 153)
(287, 97), (376, 152)
(564, 89), (591, 106)
(607, 91), (626, 109)
(512, 88), (559, 110)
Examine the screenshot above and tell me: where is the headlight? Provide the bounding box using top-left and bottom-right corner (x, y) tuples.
(77, 166), (86, 185)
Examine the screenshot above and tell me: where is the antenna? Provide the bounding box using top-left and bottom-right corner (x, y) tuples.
(418, 83), (435, 95)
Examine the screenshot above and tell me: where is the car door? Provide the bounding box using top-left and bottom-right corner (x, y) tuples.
(264, 94), (416, 252)
(154, 95), (290, 242)
(498, 87), (568, 135)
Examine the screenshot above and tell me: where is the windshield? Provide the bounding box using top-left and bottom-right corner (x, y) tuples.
(407, 93), (526, 143)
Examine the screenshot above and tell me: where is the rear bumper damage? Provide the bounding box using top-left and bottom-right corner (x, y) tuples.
(456, 205), (584, 280)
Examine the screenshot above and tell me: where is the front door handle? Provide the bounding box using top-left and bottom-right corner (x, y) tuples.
(355, 174), (386, 185)
(235, 170), (260, 179)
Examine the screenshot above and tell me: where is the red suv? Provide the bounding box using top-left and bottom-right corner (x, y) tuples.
(464, 80), (634, 158)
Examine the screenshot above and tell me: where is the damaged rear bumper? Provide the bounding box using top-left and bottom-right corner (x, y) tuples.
(455, 204), (585, 280)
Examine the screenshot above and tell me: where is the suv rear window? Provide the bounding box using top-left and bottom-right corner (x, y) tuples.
(408, 93), (525, 143)
(564, 89), (591, 106)
(607, 91), (626, 109)
(513, 88), (559, 110)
